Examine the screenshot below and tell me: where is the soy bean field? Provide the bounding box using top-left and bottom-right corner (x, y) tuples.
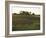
(12, 14), (40, 31)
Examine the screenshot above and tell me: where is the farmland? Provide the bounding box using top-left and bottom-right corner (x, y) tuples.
(12, 15), (40, 31)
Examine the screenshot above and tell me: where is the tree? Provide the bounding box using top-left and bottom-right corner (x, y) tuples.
(25, 11), (30, 15)
(13, 13), (17, 15)
(32, 13), (35, 15)
(20, 11), (30, 15)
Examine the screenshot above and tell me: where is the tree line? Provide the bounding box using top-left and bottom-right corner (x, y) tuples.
(13, 11), (35, 15)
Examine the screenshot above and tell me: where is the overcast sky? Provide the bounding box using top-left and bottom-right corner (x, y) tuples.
(9, 4), (43, 15)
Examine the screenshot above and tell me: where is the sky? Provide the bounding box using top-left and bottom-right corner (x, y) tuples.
(10, 4), (43, 15)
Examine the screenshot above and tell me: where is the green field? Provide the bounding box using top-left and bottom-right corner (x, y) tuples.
(12, 15), (40, 31)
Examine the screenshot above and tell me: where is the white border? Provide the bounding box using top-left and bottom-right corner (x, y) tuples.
(9, 4), (43, 34)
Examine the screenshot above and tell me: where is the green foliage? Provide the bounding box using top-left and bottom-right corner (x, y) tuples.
(32, 13), (35, 15)
(12, 13), (17, 15)
(13, 11), (35, 15)
(20, 11), (30, 15)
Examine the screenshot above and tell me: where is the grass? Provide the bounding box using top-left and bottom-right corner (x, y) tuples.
(12, 15), (40, 31)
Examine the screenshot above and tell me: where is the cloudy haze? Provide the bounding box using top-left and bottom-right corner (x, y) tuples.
(10, 4), (43, 15)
